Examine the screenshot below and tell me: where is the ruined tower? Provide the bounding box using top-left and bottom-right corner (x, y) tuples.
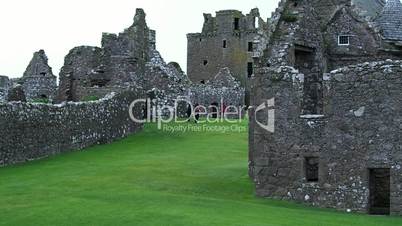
(21, 50), (57, 101)
(57, 9), (156, 102)
(187, 8), (268, 104)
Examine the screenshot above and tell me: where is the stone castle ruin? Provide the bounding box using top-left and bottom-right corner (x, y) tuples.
(56, 9), (185, 103)
(249, 0), (402, 216)
(187, 9), (268, 105)
(0, 8), (244, 166)
(1, 0), (402, 216)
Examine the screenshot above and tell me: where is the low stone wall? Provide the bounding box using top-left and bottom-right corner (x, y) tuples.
(250, 60), (402, 215)
(190, 84), (245, 107)
(0, 89), (144, 166)
(22, 76), (57, 101)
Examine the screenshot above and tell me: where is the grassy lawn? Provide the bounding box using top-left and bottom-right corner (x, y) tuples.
(0, 121), (401, 226)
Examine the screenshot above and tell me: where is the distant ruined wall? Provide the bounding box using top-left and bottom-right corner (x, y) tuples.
(189, 67), (245, 107)
(57, 9), (155, 103)
(0, 76), (10, 102)
(0, 89), (144, 167)
(189, 85), (245, 107)
(251, 60), (402, 215)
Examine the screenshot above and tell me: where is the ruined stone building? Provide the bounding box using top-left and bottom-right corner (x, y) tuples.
(55, 9), (191, 114)
(249, 0), (402, 215)
(57, 9), (156, 102)
(0, 50), (58, 102)
(19, 50), (57, 101)
(0, 7), (245, 115)
(187, 9), (268, 104)
(53, 8), (244, 116)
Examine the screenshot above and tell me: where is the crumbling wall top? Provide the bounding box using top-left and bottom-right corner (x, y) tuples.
(23, 50), (55, 78)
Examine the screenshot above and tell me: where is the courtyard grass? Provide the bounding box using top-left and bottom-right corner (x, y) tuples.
(0, 121), (401, 226)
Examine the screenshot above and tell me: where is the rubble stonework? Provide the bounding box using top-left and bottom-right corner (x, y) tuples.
(20, 50), (57, 101)
(0, 89), (144, 166)
(189, 68), (245, 109)
(7, 84), (26, 102)
(251, 60), (402, 215)
(250, 0), (402, 215)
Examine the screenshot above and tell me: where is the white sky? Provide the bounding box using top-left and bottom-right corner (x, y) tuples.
(0, 0), (280, 78)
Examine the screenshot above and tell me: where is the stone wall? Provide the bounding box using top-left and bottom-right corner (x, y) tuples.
(0, 89), (144, 167)
(189, 85), (244, 108)
(250, 60), (402, 215)
(189, 67), (245, 108)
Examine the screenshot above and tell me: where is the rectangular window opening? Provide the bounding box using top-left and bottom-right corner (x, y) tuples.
(305, 157), (319, 182)
(338, 35), (350, 46)
(254, 17), (259, 28)
(223, 40), (227, 48)
(234, 18), (240, 30)
(248, 42), (253, 52)
(369, 168), (391, 215)
(247, 62), (253, 77)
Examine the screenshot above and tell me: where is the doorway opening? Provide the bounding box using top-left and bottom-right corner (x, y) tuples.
(369, 168), (391, 215)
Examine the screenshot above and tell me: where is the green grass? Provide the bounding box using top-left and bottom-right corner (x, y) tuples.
(0, 121), (401, 226)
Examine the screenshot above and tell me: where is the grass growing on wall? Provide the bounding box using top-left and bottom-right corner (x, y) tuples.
(0, 121), (401, 226)
(81, 95), (100, 102)
(31, 98), (50, 104)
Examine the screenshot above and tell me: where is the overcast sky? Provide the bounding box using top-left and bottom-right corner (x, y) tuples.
(0, 0), (280, 78)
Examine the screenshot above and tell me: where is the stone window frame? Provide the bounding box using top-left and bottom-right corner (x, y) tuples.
(338, 35), (350, 46)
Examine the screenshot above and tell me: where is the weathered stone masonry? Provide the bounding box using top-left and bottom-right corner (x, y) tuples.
(250, 0), (402, 215)
(251, 60), (402, 215)
(20, 50), (57, 101)
(0, 89), (144, 167)
(187, 9), (268, 105)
